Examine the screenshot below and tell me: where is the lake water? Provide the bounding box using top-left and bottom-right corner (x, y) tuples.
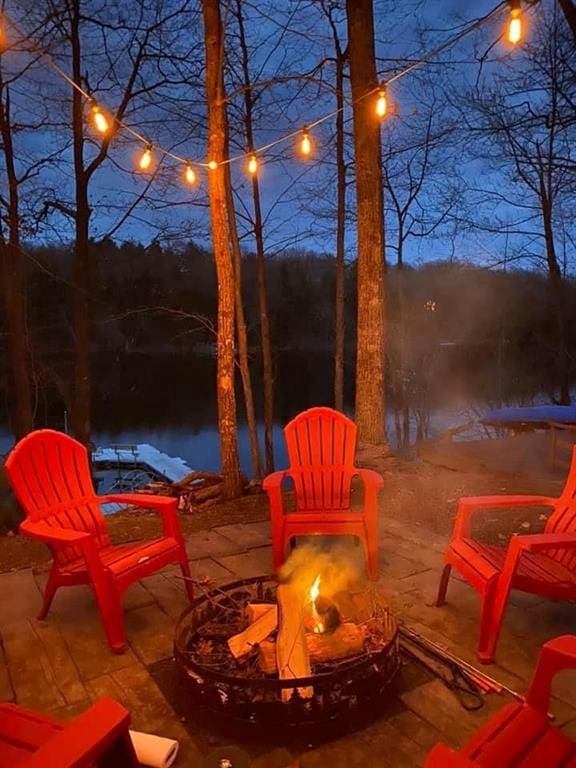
(0, 349), (565, 476)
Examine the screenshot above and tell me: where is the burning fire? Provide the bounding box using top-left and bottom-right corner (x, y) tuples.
(309, 575), (325, 634)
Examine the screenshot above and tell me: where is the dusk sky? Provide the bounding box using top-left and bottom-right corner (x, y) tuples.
(3, 0), (570, 274)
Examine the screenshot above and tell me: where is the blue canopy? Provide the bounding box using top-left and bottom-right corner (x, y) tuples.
(481, 405), (576, 428)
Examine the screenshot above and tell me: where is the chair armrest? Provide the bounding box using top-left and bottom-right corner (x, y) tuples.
(526, 635), (576, 714)
(513, 532), (576, 553)
(425, 743), (475, 767)
(453, 495), (557, 539)
(99, 493), (180, 540)
(20, 519), (92, 546)
(354, 468), (384, 491)
(263, 471), (289, 517)
(25, 698), (138, 767)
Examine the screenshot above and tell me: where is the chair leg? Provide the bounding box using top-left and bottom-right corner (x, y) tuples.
(435, 564), (452, 607)
(93, 581), (127, 654)
(363, 535), (378, 581)
(271, 522), (286, 573)
(38, 565), (61, 620)
(179, 549), (195, 602)
(478, 578), (511, 665)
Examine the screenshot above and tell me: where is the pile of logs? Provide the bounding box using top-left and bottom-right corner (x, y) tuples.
(226, 582), (375, 701)
(144, 471), (258, 511)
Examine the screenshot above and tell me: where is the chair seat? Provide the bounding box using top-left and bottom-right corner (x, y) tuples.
(60, 537), (179, 577)
(452, 539), (576, 590)
(462, 702), (576, 766)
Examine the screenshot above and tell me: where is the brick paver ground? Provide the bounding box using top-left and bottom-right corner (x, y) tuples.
(1, 511), (575, 766)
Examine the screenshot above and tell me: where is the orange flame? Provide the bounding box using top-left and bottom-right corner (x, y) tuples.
(309, 575), (324, 634)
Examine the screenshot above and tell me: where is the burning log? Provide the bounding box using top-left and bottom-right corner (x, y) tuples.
(245, 603), (275, 623)
(258, 623), (366, 674)
(276, 583), (313, 701)
(227, 605), (278, 660)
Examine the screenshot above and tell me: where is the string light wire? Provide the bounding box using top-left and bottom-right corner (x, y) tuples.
(1, 1), (519, 175)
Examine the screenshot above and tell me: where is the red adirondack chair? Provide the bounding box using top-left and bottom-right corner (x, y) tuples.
(425, 635), (576, 766)
(5, 429), (194, 653)
(436, 445), (576, 663)
(263, 407), (384, 580)
(0, 697), (139, 766)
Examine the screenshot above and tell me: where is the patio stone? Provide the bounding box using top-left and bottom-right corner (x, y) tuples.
(214, 521), (271, 549)
(215, 546), (273, 579)
(0, 569), (41, 627)
(185, 530), (244, 560)
(2, 620), (65, 710)
(141, 574), (190, 621)
(31, 620), (88, 704)
(377, 549), (433, 580)
(189, 556), (235, 585)
(124, 603), (175, 665)
(0, 643), (14, 702)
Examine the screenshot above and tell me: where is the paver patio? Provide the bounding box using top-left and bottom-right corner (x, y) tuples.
(1, 514), (575, 766)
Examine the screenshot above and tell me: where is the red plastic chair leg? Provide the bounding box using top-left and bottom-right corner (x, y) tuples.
(93, 582), (127, 654)
(364, 535), (378, 581)
(436, 564), (452, 607)
(38, 566), (61, 620)
(478, 577), (513, 664)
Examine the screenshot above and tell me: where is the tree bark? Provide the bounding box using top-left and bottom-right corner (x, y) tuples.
(70, 0), (92, 445)
(236, 0), (275, 473)
(224, 163), (262, 478)
(0, 85), (34, 439)
(346, 0), (387, 447)
(202, 0), (242, 497)
(558, 0), (576, 42)
(334, 49), (347, 413)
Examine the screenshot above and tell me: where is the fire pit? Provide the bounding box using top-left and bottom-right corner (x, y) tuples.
(174, 573), (400, 732)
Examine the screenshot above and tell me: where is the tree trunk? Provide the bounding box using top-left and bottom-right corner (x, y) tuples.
(0, 85), (34, 439)
(334, 50), (346, 413)
(541, 193), (571, 405)
(70, 0), (92, 445)
(558, 0), (576, 42)
(346, 0), (387, 447)
(236, 0), (275, 473)
(202, 0), (242, 497)
(224, 163), (262, 479)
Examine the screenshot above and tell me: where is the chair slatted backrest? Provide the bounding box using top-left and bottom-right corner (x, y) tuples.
(5, 430), (109, 564)
(285, 407), (357, 511)
(545, 445), (576, 572)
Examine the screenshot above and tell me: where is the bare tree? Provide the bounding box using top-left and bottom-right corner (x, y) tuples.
(346, 0), (387, 447)
(202, 0), (242, 496)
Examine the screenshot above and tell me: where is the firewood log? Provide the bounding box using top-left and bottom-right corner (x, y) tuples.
(258, 623), (366, 674)
(227, 605), (278, 659)
(276, 583), (313, 701)
(245, 603), (276, 623)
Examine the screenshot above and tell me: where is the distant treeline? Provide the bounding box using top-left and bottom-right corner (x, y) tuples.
(1, 238), (575, 412)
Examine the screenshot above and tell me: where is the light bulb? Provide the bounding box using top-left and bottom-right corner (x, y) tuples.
(300, 128), (311, 157)
(91, 104), (109, 134)
(508, 1), (522, 45)
(138, 146), (152, 171)
(376, 87), (387, 118)
(247, 154), (258, 175)
(208, 160), (218, 170)
(185, 165), (197, 185)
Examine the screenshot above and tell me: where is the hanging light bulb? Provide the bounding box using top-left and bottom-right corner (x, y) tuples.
(208, 160), (218, 170)
(507, 0), (522, 45)
(138, 145), (153, 171)
(300, 127), (311, 157)
(91, 103), (110, 134)
(247, 154), (258, 175)
(185, 164), (197, 185)
(376, 86), (388, 118)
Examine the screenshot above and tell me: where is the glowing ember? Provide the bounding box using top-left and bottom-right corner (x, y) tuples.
(309, 575), (325, 634)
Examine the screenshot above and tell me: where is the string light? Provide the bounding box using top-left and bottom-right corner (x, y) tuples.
(507, 0), (522, 45)
(247, 154), (258, 175)
(0, 2), (527, 184)
(138, 145), (153, 171)
(90, 103), (110, 134)
(376, 86), (388, 118)
(300, 127), (311, 157)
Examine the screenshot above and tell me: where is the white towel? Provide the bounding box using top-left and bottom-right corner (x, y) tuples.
(129, 729), (179, 768)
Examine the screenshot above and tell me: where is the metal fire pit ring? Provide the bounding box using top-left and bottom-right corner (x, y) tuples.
(174, 574), (400, 731)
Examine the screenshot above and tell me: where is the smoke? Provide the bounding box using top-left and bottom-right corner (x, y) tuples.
(278, 537), (365, 598)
